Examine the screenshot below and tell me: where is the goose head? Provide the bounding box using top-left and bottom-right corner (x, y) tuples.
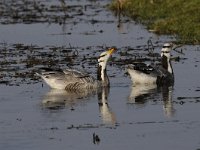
(161, 43), (173, 59)
(98, 48), (116, 69)
(97, 48), (116, 83)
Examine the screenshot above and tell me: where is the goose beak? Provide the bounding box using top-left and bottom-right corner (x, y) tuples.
(107, 48), (117, 55)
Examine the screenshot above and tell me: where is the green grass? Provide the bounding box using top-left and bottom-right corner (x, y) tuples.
(110, 0), (200, 44)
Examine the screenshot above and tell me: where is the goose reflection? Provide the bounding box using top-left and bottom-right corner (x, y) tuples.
(162, 86), (176, 118)
(41, 86), (117, 124)
(128, 84), (176, 117)
(98, 87), (116, 125)
(128, 84), (158, 105)
(42, 88), (96, 110)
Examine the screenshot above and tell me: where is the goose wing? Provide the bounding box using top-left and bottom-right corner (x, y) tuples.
(36, 68), (97, 89)
(128, 62), (170, 79)
(36, 68), (65, 79)
(63, 68), (90, 78)
(128, 62), (157, 76)
(63, 68), (96, 83)
(129, 62), (173, 84)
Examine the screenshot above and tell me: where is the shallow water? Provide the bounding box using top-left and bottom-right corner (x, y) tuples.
(0, 0), (200, 150)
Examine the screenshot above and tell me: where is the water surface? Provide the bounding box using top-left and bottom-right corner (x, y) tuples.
(0, 0), (200, 150)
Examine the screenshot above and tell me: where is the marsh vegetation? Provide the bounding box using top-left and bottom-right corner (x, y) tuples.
(110, 0), (200, 44)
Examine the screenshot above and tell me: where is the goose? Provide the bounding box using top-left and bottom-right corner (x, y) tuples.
(36, 48), (116, 90)
(127, 43), (174, 86)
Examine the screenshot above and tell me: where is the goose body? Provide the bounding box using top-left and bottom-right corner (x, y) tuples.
(36, 48), (116, 90)
(127, 43), (174, 86)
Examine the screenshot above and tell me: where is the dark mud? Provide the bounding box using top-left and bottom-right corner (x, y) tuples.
(0, 41), (173, 85)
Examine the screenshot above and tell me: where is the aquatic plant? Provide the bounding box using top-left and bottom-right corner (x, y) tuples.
(110, 0), (200, 44)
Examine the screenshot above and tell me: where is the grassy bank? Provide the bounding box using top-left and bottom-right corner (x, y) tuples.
(110, 0), (200, 44)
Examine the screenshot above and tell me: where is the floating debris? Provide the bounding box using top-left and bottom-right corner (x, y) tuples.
(0, 41), (186, 86)
(93, 132), (100, 144)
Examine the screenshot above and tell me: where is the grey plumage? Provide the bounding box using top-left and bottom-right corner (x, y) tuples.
(36, 68), (98, 90)
(36, 48), (116, 90)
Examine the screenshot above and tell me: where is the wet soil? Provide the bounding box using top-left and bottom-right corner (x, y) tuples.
(0, 0), (200, 150)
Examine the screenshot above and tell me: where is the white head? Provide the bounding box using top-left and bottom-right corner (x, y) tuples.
(98, 48), (116, 69)
(97, 48), (116, 82)
(161, 43), (173, 58)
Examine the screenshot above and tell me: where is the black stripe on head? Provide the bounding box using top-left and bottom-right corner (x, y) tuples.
(99, 54), (107, 59)
(162, 51), (170, 53)
(162, 46), (171, 48)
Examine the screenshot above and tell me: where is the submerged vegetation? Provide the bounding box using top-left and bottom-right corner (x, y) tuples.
(110, 0), (200, 44)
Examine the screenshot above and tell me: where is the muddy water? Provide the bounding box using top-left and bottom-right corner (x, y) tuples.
(0, 0), (200, 150)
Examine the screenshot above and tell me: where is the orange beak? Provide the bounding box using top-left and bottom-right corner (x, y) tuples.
(108, 48), (116, 55)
